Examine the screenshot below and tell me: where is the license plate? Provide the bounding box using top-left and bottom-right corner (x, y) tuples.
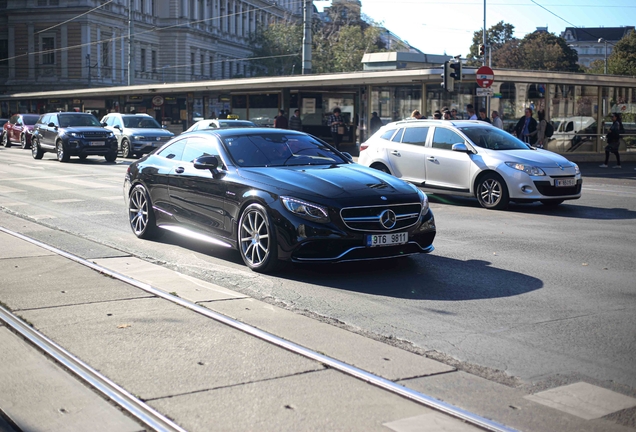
(555, 178), (576, 187)
(367, 232), (408, 247)
(88, 141), (104, 146)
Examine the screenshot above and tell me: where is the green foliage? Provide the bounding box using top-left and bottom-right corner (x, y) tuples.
(249, 19), (303, 77)
(607, 30), (636, 76)
(466, 21), (515, 66)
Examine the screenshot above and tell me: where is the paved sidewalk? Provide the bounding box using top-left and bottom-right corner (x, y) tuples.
(1, 214), (634, 432)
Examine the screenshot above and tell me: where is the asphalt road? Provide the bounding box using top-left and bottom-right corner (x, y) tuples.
(1, 147), (635, 397)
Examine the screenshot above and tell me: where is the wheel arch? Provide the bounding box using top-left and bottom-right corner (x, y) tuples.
(472, 169), (508, 198)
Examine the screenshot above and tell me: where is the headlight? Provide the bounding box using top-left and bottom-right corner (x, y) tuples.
(69, 132), (82, 138)
(573, 163), (580, 175)
(418, 189), (429, 216)
(281, 196), (330, 223)
(133, 135), (144, 140)
(505, 162), (546, 176)
(107, 131), (115, 137)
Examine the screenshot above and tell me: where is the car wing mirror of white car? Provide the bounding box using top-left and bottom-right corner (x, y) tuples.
(451, 143), (472, 153)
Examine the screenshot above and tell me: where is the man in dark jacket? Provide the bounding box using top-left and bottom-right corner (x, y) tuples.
(370, 112), (383, 135)
(274, 109), (289, 129)
(514, 108), (538, 145)
(289, 109), (302, 131)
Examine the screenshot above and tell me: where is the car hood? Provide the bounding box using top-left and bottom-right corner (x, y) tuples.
(63, 126), (111, 133)
(239, 163), (419, 200)
(484, 148), (576, 168)
(124, 127), (174, 136)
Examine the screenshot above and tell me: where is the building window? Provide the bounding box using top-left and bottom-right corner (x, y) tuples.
(37, 0), (59, 5)
(200, 54), (204, 76)
(102, 40), (110, 67)
(140, 48), (146, 71)
(191, 53), (195, 75)
(0, 40), (8, 66)
(209, 55), (214, 79)
(41, 36), (55, 65)
(151, 50), (157, 73)
(140, 0), (145, 13)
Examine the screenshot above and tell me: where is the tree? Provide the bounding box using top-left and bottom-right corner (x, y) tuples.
(466, 21), (515, 66)
(607, 30), (636, 76)
(248, 19), (303, 77)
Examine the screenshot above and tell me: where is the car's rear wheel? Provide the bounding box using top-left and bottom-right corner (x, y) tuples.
(31, 138), (43, 159)
(56, 140), (70, 162)
(238, 203), (281, 273)
(121, 139), (132, 158)
(541, 199), (564, 207)
(2, 132), (10, 147)
(370, 163), (391, 174)
(20, 134), (29, 149)
(476, 172), (509, 210)
(128, 184), (159, 239)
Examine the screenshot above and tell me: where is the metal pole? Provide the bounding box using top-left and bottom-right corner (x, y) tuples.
(302, 0), (312, 74)
(128, 0), (134, 85)
(604, 41), (608, 74)
(483, 0), (486, 66)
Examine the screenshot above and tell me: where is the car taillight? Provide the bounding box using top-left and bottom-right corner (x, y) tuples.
(359, 143), (368, 152)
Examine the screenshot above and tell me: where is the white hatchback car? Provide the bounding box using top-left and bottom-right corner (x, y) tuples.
(358, 119), (582, 209)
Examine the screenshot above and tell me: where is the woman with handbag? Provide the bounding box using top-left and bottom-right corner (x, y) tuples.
(600, 113), (624, 168)
(328, 107), (345, 150)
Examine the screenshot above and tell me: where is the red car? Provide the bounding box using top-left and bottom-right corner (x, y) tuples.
(2, 114), (40, 149)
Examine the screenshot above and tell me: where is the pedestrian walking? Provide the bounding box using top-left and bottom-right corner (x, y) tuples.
(450, 108), (458, 120)
(467, 104), (477, 120)
(491, 110), (503, 129)
(600, 112), (624, 168)
(274, 109), (289, 129)
(443, 110), (451, 120)
(289, 109), (302, 131)
(514, 108), (538, 145)
(536, 110), (548, 148)
(411, 110), (422, 119)
(329, 107), (346, 150)
(478, 108), (491, 124)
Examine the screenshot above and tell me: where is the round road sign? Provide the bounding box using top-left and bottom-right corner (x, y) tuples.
(476, 66), (494, 88)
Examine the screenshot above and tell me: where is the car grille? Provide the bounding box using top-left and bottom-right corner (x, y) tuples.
(83, 131), (110, 138)
(340, 203), (421, 232)
(533, 179), (582, 196)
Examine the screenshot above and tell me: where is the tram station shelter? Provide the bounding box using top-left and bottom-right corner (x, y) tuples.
(2, 67), (635, 159)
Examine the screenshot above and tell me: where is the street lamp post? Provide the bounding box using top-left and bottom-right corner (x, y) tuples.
(598, 38), (608, 74)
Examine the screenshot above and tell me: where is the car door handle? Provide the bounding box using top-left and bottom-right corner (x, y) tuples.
(390, 150), (400, 156)
(427, 156), (436, 161)
(175, 167), (185, 174)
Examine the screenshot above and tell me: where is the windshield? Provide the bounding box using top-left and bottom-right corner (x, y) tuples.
(123, 116), (161, 129)
(217, 121), (256, 128)
(459, 126), (531, 150)
(59, 114), (101, 128)
(223, 133), (347, 167)
(23, 115), (40, 125)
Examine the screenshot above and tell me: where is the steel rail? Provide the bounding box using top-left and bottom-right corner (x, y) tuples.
(0, 225), (519, 432)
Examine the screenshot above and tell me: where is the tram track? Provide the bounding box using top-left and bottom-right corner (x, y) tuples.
(0, 225), (518, 432)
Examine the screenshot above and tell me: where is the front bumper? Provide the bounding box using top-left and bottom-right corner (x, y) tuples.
(130, 138), (172, 154)
(277, 208), (436, 263)
(66, 137), (118, 155)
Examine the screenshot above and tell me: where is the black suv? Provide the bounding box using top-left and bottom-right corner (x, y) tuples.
(32, 112), (118, 162)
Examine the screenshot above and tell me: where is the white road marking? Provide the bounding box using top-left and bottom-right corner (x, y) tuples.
(0, 186), (25, 194)
(31, 214), (57, 220)
(51, 199), (84, 203)
(57, 178), (120, 189)
(78, 211), (115, 216)
(14, 182), (69, 191)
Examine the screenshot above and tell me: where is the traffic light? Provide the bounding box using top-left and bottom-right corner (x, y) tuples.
(479, 44), (485, 56)
(441, 61), (454, 92)
(450, 60), (462, 82)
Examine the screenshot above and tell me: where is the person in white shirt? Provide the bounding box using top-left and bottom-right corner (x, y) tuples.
(467, 104), (477, 120)
(491, 110), (504, 129)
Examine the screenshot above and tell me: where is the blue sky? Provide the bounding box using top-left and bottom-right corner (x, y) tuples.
(314, 0), (636, 58)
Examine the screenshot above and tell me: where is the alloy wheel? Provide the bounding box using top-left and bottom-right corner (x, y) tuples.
(479, 178), (502, 206)
(129, 187), (150, 236)
(239, 209), (271, 267)
(21, 134), (28, 149)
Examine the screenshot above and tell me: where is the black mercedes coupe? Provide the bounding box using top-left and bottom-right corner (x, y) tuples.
(123, 128), (436, 272)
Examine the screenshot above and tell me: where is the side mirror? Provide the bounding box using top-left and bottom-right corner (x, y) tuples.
(451, 143), (472, 153)
(341, 151), (354, 161)
(47, 122), (55, 127)
(193, 155), (219, 171)
(114, 125), (122, 130)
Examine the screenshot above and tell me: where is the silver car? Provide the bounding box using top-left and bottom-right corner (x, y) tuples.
(101, 113), (174, 158)
(358, 119), (582, 209)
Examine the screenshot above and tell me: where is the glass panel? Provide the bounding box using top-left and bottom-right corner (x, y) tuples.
(402, 127), (429, 146)
(426, 83), (476, 120)
(602, 86), (636, 154)
(547, 84), (599, 153)
(372, 86), (421, 123)
(432, 127), (463, 150)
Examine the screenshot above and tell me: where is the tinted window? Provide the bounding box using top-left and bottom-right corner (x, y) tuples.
(123, 116), (161, 128)
(58, 114), (100, 127)
(402, 127), (429, 146)
(565, 122), (574, 132)
(23, 115), (40, 125)
(181, 137), (219, 163)
(9, 115), (18, 124)
(223, 133), (345, 167)
(391, 128), (404, 142)
(459, 126), (531, 150)
(380, 129), (396, 140)
(157, 139), (186, 160)
(432, 128), (464, 150)
(217, 121), (255, 128)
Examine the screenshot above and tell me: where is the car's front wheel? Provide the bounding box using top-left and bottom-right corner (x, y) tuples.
(476, 172), (509, 210)
(56, 140), (70, 162)
(238, 203), (281, 273)
(371, 163), (391, 174)
(2, 132), (10, 147)
(121, 139), (132, 158)
(105, 151), (117, 162)
(128, 184), (159, 239)
(31, 138), (43, 159)
(20, 134), (29, 149)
